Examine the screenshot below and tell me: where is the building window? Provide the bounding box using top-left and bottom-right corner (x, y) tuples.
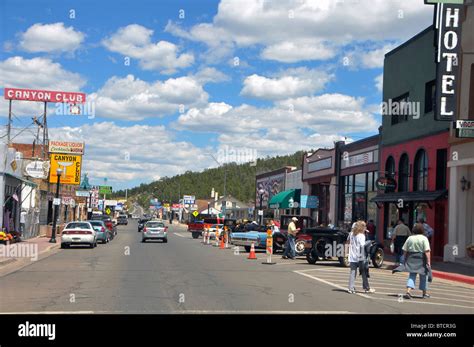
(354, 173), (366, 192)
(346, 175), (353, 193)
(390, 92), (410, 125)
(414, 149), (428, 191)
(436, 148), (447, 190)
(398, 154), (409, 192)
(385, 156), (396, 179)
(368, 172), (374, 192)
(424, 80), (436, 114)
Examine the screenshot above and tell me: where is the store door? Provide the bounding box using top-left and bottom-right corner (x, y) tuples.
(434, 203), (445, 257)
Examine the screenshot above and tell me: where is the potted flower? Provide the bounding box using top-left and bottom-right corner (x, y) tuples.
(467, 244), (474, 258)
(0, 231), (6, 245)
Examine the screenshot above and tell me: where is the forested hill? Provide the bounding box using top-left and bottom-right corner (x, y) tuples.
(114, 151), (306, 207)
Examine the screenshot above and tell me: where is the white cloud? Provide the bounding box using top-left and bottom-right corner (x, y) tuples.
(0, 56), (86, 117)
(343, 43), (398, 69)
(4, 122), (211, 187)
(90, 74), (208, 120)
(375, 74), (383, 93)
(260, 40), (336, 63)
(192, 67), (230, 84)
(241, 67), (334, 100)
(103, 24), (194, 74)
(166, 0), (432, 63)
(19, 22), (84, 53)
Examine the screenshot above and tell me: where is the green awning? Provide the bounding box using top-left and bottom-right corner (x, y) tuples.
(269, 189), (300, 209)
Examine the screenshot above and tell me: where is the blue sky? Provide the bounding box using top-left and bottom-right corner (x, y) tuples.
(0, 0), (434, 190)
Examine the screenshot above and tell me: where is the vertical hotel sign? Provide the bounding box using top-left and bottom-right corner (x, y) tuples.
(425, 0), (464, 121)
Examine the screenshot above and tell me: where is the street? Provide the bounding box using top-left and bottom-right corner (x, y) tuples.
(1, 220), (472, 314)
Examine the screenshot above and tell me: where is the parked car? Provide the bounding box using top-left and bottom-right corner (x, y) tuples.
(305, 227), (385, 268)
(92, 215), (117, 236)
(142, 220), (168, 243)
(117, 215), (128, 225)
(138, 218), (151, 232)
(61, 221), (97, 248)
(88, 220), (111, 243)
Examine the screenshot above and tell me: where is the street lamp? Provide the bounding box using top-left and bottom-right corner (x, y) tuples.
(258, 188), (265, 225)
(50, 168), (63, 243)
(87, 189), (93, 220)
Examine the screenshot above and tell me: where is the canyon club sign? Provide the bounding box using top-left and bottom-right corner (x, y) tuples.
(425, 0), (464, 121)
(4, 87), (86, 104)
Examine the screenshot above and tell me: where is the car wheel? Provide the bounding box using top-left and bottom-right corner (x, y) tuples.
(306, 250), (318, 264)
(61, 243), (68, 249)
(372, 248), (384, 268)
(192, 232), (199, 239)
(295, 240), (306, 256)
(338, 254), (350, 267)
(89, 243), (94, 249)
(244, 246), (251, 252)
(163, 238), (168, 243)
(142, 238), (146, 243)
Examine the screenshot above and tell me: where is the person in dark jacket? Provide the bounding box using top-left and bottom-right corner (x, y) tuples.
(391, 219), (411, 265)
(392, 223), (432, 299)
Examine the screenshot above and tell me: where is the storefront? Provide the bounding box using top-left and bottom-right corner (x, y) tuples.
(338, 135), (380, 229)
(255, 166), (298, 220)
(302, 143), (343, 226)
(373, 131), (449, 256)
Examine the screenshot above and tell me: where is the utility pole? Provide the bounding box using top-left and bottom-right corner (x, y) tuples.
(42, 102), (48, 159)
(7, 100), (12, 145)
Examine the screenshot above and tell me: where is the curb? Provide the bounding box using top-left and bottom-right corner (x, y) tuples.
(432, 270), (474, 285)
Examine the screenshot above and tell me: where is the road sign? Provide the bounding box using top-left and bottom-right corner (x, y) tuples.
(49, 154), (82, 185)
(183, 195), (195, 204)
(53, 198), (61, 206)
(49, 140), (85, 155)
(99, 186), (112, 195)
(105, 207), (111, 215)
(192, 211), (199, 217)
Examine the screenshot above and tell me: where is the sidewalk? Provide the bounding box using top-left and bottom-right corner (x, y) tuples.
(383, 254), (474, 285)
(0, 236), (62, 267)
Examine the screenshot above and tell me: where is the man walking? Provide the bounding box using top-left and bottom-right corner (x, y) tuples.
(417, 217), (434, 243)
(282, 217), (300, 259)
(391, 219), (411, 265)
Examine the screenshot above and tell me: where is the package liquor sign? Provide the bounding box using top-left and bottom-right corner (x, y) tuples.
(49, 140), (85, 155)
(425, 0), (464, 121)
(4, 88), (86, 103)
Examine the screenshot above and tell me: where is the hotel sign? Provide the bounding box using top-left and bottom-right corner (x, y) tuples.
(425, 0), (464, 121)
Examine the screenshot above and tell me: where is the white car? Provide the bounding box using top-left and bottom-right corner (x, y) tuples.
(142, 220), (168, 243)
(61, 221), (97, 248)
(206, 224), (224, 239)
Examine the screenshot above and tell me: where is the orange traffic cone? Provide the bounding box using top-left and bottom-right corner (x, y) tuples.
(219, 233), (225, 249)
(247, 242), (257, 259)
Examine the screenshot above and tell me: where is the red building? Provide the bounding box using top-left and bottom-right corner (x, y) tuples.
(376, 131), (449, 258)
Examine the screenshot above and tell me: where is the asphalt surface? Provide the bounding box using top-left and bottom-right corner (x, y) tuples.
(0, 220), (472, 314)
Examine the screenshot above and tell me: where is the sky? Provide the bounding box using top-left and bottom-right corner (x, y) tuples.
(0, 0), (435, 190)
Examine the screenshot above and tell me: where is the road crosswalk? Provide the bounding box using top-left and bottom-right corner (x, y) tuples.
(294, 266), (474, 311)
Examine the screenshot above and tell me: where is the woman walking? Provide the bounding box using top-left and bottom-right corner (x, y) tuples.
(393, 223), (432, 299)
(347, 221), (375, 294)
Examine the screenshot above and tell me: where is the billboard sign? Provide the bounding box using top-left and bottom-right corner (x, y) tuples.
(4, 88), (86, 103)
(49, 154), (82, 185)
(49, 140), (85, 155)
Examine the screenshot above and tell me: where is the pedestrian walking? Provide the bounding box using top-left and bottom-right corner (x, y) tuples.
(282, 217), (299, 259)
(347, 221), (375, 294)
(416, 217), (434, 242)
(391, 219), (411, 265)
(392, 223), (432, 299)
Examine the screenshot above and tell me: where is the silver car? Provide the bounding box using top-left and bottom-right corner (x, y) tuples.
(142, 220), (168, 243)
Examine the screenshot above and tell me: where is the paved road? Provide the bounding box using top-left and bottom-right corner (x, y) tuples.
(0, 221), (472, 314)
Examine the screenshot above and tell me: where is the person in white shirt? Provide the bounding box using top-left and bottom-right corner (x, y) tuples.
(347, 221), (375, 294)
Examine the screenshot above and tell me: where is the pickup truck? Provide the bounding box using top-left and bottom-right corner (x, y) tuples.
(188, 221), (205, 239)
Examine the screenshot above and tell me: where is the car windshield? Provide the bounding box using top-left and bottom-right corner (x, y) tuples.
(146, 222), (164, 228)
(89, 221), (104, 227)
(66, 223), (90, 229)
